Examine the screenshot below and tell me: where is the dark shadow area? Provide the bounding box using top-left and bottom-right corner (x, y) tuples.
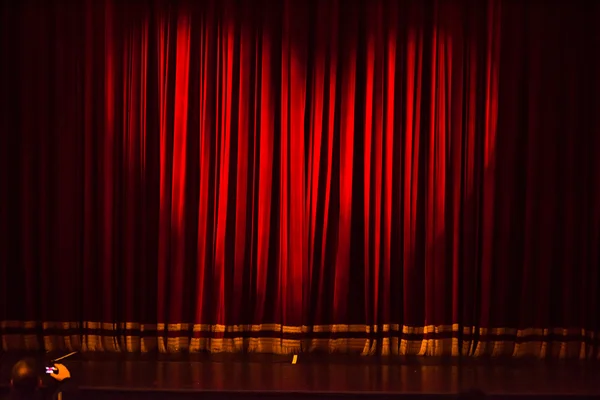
(1, 352), (600, 398)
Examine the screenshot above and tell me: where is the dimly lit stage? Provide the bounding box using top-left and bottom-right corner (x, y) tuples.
(1, 352), (599, 400)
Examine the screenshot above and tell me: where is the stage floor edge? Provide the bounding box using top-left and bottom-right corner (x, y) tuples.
(1, 352), (599, 399)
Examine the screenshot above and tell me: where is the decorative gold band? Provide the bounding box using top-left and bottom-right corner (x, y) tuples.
(1, 321), (598, 359)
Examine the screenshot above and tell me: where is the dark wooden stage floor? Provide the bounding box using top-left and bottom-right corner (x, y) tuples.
(1, 352), (599, 400)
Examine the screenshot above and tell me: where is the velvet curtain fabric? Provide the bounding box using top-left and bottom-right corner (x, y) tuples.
(1, 0), (599, 358)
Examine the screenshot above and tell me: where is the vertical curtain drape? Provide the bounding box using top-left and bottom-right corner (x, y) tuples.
(1, 0), (599, 358)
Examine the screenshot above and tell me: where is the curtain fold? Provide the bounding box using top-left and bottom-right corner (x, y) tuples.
(1, 0), (600, 358)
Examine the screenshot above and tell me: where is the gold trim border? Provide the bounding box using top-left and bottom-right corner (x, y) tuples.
(1, 321), (598, 359)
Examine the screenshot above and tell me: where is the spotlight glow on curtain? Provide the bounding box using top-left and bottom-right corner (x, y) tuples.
(1, 0), (600, 358)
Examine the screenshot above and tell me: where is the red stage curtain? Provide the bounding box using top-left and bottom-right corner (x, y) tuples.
(1, 0), (599, 358)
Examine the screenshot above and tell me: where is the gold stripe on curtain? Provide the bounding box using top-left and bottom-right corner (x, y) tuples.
(1, 321), (598, 359)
